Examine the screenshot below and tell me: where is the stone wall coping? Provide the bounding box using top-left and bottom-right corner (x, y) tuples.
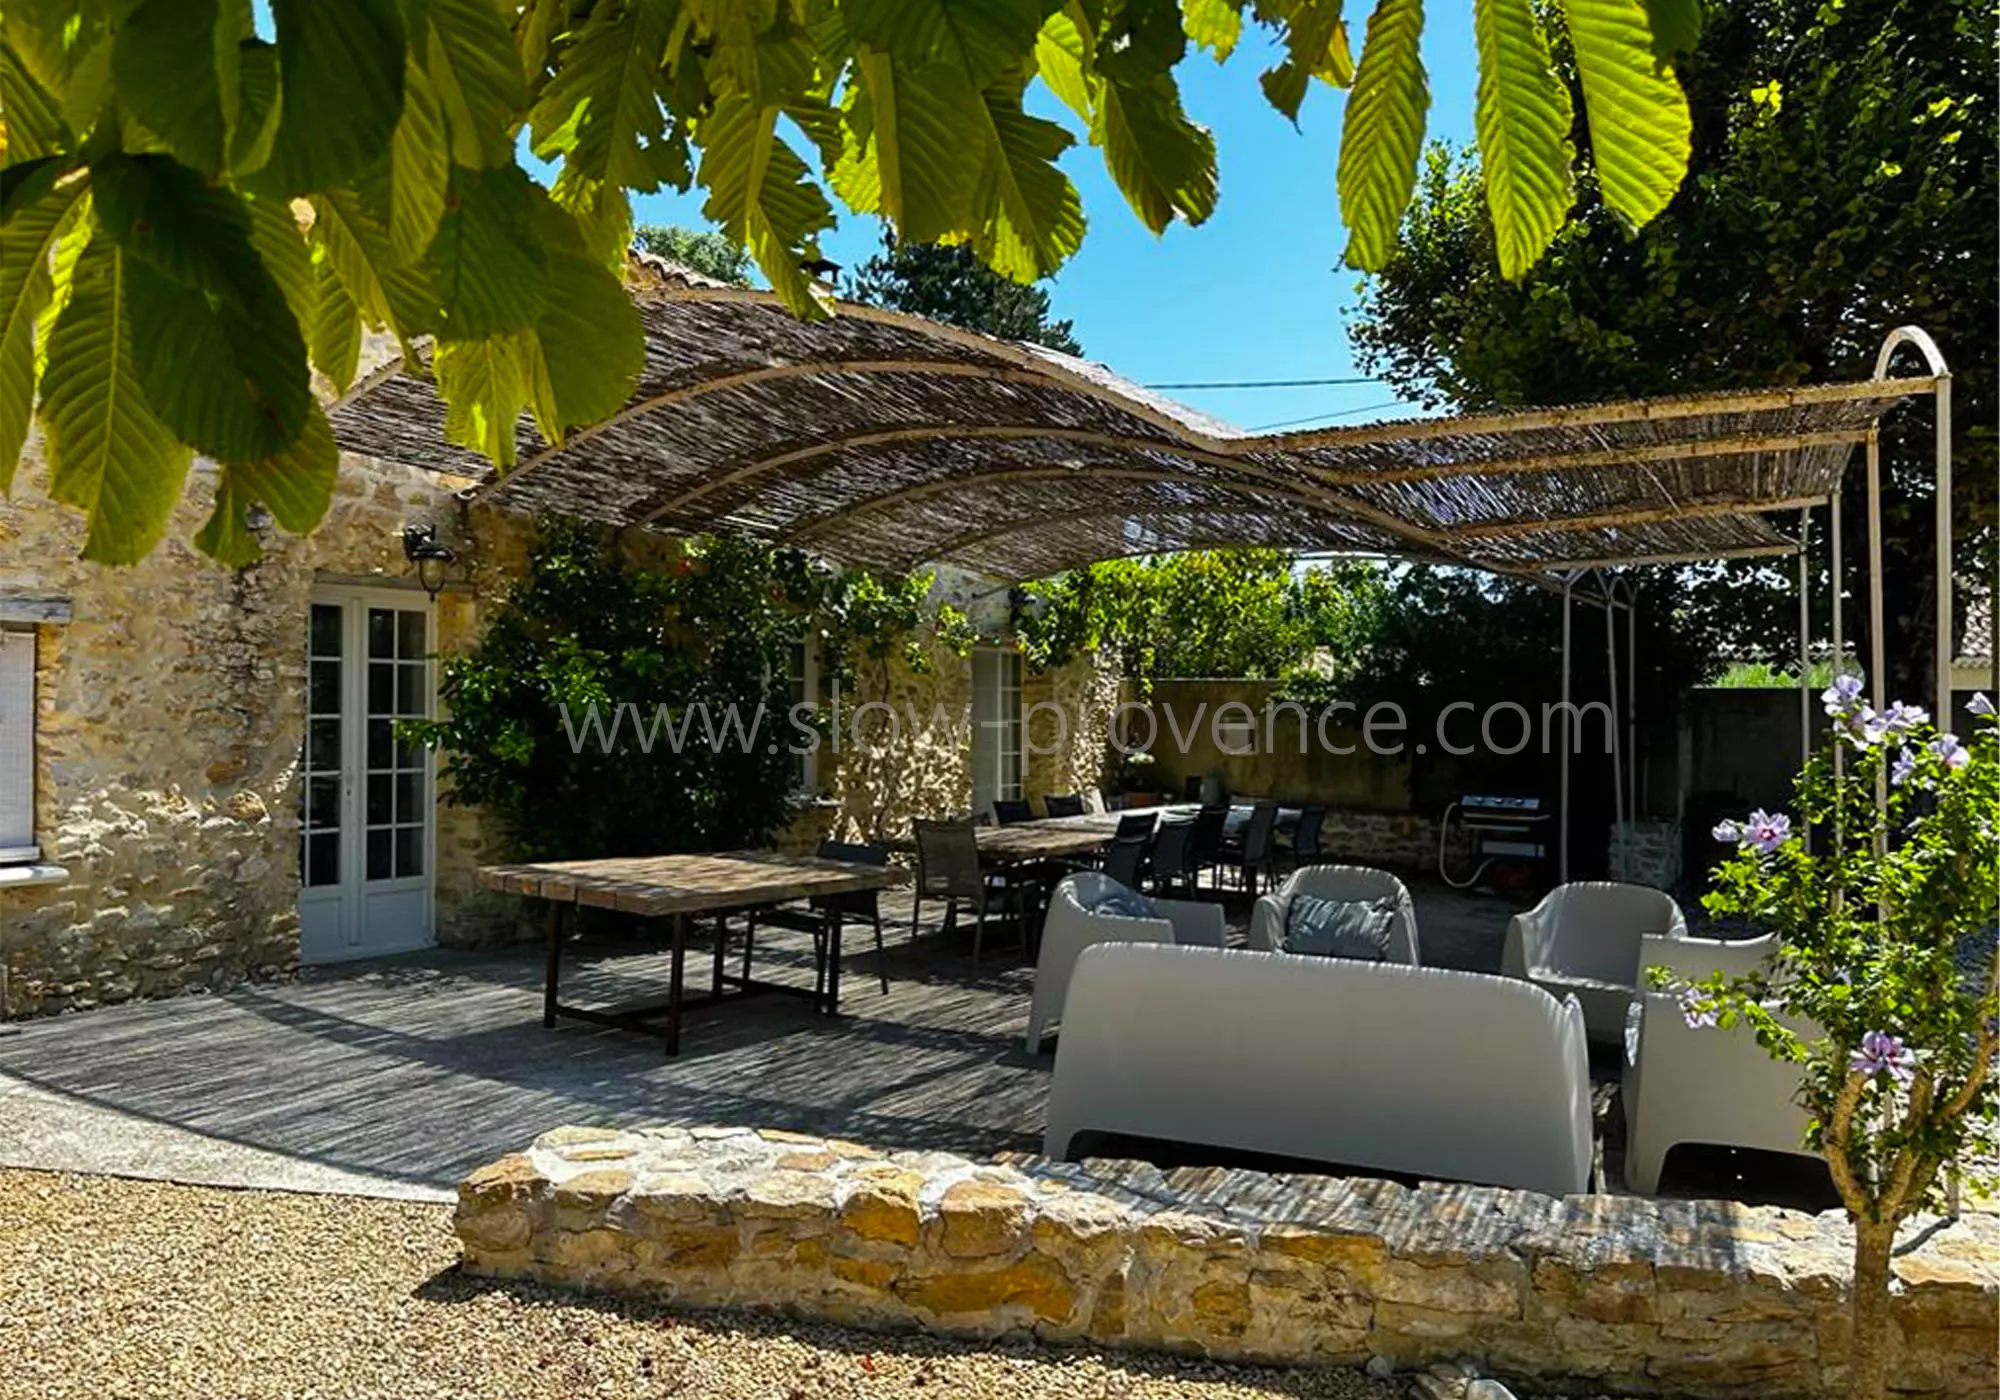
(0, 863), (69, 889)
(455, 1123), (1999, 1399)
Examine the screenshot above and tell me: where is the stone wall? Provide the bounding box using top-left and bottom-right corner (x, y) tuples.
(0, 434), (537, 1014)
(1610, 819), (1682, 889)
(456, 1125), (1999, 1400)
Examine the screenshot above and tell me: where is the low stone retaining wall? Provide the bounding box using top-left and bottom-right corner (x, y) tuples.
(455, 1125), (1998, 1399)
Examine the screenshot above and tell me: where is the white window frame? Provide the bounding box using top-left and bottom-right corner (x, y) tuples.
(970, 645), (1024, 815)
(0, 626), (39, 864)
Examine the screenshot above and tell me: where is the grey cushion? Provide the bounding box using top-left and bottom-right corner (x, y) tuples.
(1283, 895), (1395, 961)
(1089, 889), (1156, 921)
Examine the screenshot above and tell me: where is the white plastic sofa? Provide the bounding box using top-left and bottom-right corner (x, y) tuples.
(1024, 872), (1225, 1054)
(1044, 943), (1594, 1197)
(1249, 865), (1421, 965)
(1502, 882), (1688, 1043)
(1623, 931), (1817, 1193)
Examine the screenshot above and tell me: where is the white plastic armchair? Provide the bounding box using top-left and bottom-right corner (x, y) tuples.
(1622, 931), (1818, 1193)
(1024, 872), (1225, 1054)
(1249, 865), (1420, 965)
(1502, 882), (1687, 1043)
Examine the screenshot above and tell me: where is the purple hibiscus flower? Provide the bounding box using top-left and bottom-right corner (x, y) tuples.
(1890, 747), (1918, 788)
(1678, 987), (1718, 1030)
(1744, 809), (1791, 854)
(1929, 734), (1970, 772)
(1821, 674), (1865, 717)
(1712, 818), (1743, 844)
(1879, 701), (1929, 738)
(1840, 705), (1890, 747)
(1850, 1030), (1917, 1085)
(1969, 692), (1996, 718)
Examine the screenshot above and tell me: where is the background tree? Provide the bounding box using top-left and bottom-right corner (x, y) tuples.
(844, 237), (1082, 355)
(633, 224), (753, 285)
(3, 0), (1702, 567)
(1352, 0), (1997, 697)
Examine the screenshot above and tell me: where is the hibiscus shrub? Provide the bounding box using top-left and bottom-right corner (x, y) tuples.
(1676, 681), (1997, 1400)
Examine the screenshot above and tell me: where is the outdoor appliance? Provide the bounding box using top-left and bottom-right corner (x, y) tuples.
(1439, 794), (1555, 891)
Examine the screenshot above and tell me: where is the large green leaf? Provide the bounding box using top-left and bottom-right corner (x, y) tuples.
(696, 91), (837, 313)
(38, 237), (194, 564)
(93, 153), (312, 459)
(0, 155), (62, 226)
(259, 0), (406, 193)
(971, 87), (1086, 281)
(194, 397), (339, 565)
(526, 191), (645, 432)
(1644, 0), (1702, 58)
(0, 38), (69, 161)
(432, 164), (547, 337)
(1097, 70), (1217, 233)
(1260, 0), (1355, 121)
(310, 185), (439, 337)
(229, 39), (282, 175)
(1033, 6), (1095, 123)
(840, 0), (1046, 91)
(245, 191), (314, 331)
(112, 0), (232, 172)
(422, 0), (527, 168)
(0, 174), (84, 489)
(379, 55), (452, 265)
(529, 0), (678, 194)
(308, 252), (362, 394)
(1473, 0), (1574, 279)
(433, 332), (535, 465)
(840, 46), (983, 243)
(1565, 0), (1692, 227)
(1182, 0), (1244, 59)
(1337, 0), (1428, 270)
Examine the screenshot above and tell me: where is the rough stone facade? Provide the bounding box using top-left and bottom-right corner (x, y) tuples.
(456, 1125), (2000, 1400)
(1610, 819), (1682, 889)
(1, 440), (1121, 1016)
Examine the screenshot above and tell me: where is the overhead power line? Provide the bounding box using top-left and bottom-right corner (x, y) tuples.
(1141, 375), (1384, 390)
(1253, 400), (1414, 432)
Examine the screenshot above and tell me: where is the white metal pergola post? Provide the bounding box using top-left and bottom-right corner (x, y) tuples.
(1872, 327), (1955, 724)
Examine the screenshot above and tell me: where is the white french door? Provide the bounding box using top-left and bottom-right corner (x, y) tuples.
(297, 587), (436, 963)
(970, 647), (1023, 817)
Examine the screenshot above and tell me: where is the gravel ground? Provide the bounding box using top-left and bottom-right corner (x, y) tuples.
(0, 1170), (1415, 1400)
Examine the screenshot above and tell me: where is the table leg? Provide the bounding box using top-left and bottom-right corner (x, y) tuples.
(825, 911), (843, 1016)
(667, 913), (688, 1056)
(542, 901), (566, 1029)
(711, 912), (727, 997)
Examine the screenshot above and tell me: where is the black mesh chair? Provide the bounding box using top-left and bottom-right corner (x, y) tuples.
(1148, 819), (1195, 896)
(1291, 804), (1327, 870)
(992, 799), (1033, 825)
(912, 819), (1023, 964)
(812, 840), (890, 995)
(1044, 793), (1087, 818)
(1224, 800), (1280, 896)
(1186, 803), (1228, 891)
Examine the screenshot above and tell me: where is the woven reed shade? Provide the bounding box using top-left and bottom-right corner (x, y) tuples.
(329, 258), (1936, 581)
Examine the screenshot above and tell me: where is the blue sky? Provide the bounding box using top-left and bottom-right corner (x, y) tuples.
(542, 27), (1482, 434)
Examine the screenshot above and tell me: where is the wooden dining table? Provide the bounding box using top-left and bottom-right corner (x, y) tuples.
(477, 850), (905, 1055)
(884, 804), (1193, 865)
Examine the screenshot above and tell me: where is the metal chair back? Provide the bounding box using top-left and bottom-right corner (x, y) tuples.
(1044, 793), (1087, 818)
(1113, 811), (1157, 841)
(1188, 804), (1228, 863)
(813, 840), (887, 916)
(993, 799), (1033, 825)
(1103, 836), (1148, 889)
(1150, 820), (1193, 887)
(1241, 801), (1279, 866)
(914, 820), (985, 900)
(1293, 805), (1326, 862)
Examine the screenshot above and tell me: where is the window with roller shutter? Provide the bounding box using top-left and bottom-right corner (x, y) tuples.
(0, 628), (37, 863)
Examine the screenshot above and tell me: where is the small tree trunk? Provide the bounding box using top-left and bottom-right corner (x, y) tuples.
(1847, 1217), (1898, 1400)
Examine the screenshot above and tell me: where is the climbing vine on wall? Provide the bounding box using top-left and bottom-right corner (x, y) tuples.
(407, 520), (955, 860)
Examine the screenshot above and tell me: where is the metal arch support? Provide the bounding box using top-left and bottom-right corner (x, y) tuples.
(1873, 326), (1953, 723)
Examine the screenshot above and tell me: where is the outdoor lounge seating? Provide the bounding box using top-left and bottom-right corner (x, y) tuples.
(1044, 943), (1594, 1196)
(1249, 865), (1421, 965)
(1502, 883), (1689, 1043)
(1023, 873), (1225, 1054)
(1622, 931), (1816, 1193)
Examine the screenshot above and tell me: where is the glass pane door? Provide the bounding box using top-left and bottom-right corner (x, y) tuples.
(364, 605), (429, 883)
(301, 603), (344, 888)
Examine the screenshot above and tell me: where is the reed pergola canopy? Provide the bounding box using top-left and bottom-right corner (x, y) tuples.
(328, 259), (1935, 583)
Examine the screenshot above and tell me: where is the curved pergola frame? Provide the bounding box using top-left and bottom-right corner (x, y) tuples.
(329, 257), (1937, 586)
